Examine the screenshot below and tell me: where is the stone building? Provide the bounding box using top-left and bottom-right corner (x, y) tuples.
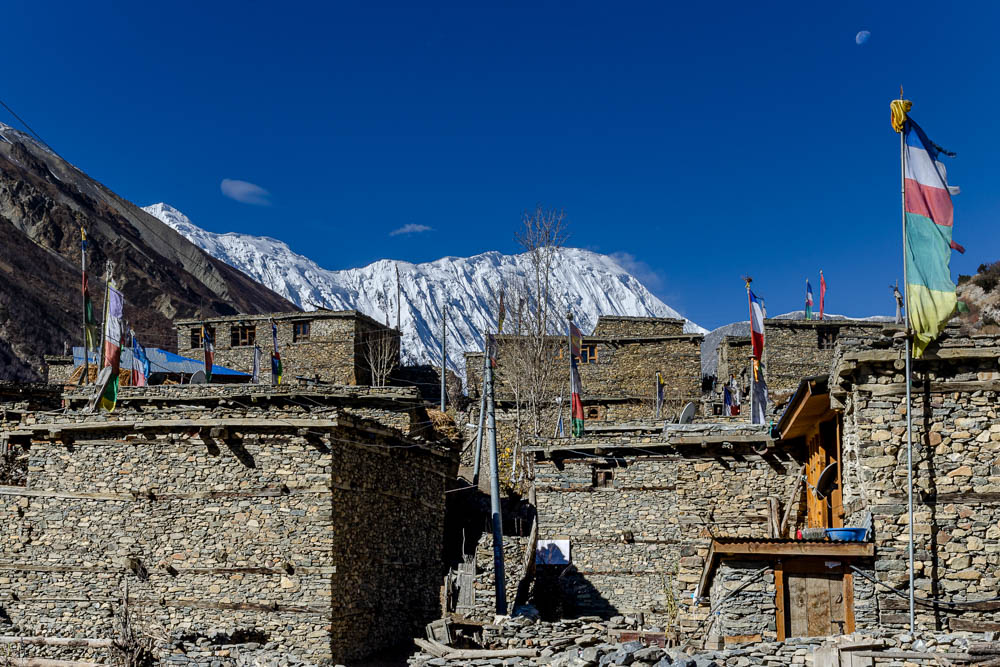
(706, 319), (893, 417)
(525, 421), (821, 638)
(175, 310), (400, 386)
(0, 383), (458, 663)
(465, 316), (703, 427)
(826, 329), (1000, 632)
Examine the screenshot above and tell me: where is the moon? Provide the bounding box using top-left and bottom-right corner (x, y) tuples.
(856, 30), (871, 45)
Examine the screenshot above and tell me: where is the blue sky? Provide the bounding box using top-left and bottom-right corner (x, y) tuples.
(2, 1), (997, 330)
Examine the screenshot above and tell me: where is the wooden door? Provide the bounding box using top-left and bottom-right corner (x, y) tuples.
(782, 560), (851, 638)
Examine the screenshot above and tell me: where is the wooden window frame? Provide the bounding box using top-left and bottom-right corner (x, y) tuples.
(230, 324), (256, 348)
(190, 327), (214, 349)
(580, 343), (597, 364)
(592, 467), (614, 489)
(817, 327), (838, 351)
(293, 320), (312, 343)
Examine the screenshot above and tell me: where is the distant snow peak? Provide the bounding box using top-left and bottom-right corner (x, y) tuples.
(144, 203), (706, 378)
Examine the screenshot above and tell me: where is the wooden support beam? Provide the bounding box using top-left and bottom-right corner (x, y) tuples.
(0, 636), (112, 648)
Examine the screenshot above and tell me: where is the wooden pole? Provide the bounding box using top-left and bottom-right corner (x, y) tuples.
(80, 228), (89, 385)
(485, 341), (507, 615)
(395, 263), (401, 331)
(440, 299), (447, 411)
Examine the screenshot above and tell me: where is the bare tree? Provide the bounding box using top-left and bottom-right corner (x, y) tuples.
(501, 207), (568, 478)
(362, 327), (399, 387)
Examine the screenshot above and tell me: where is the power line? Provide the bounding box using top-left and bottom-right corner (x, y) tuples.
(0, 97), (56, 156)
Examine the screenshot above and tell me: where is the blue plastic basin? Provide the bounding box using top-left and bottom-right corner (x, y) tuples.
(825, 527), (867, 542)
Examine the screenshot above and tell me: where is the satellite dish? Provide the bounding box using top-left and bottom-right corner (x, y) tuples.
(815, 463), (838, 499)
(189, 370), (207, 384)
(678, 402), (697, 424)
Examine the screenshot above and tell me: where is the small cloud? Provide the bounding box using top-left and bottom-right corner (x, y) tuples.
(390, 223), (433, 236)
(610, 251), (664, 292)
(855, 30), (870, 45)
(220, 179), (271, 206)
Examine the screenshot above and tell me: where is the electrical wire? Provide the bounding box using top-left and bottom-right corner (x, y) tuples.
(849, 564), (1000, 610)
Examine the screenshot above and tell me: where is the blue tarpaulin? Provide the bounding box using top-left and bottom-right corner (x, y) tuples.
(72, 347), (248, 377)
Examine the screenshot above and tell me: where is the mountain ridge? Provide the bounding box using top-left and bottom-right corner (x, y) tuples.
(144, 203), (706, 380)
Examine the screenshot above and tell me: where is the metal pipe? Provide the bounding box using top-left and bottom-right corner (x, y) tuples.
(900, 108), (916, 633)
(485, 345), (506, 615)
(472, 349), (487, 485)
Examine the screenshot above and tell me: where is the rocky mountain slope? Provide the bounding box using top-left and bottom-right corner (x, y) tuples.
(0, 124), (294, 380)
(144, 203), (706, 378)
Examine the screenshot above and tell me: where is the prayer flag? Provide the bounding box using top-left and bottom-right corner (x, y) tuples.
(82, 272), (98, 351)
(570, 356), (584, 437)
(271, 321), (282, 385)
(100, 286), (124, 411)
(747, 286), (764, 360)
(805, 280), (814, 320)
(252, 345), (261, 384)
(131, 331), (149, 387)
(655, 371), (665, 419)
(896, 107), (961, 357)
(819, 271), (827, 320)
(569, 321), (583, 359)
(497, 290), (506, 333)
(751, 359), (768, 425)
(202, 325), (214, 382)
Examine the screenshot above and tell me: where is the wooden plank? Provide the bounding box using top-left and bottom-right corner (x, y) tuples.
(951, 620), (1000, 632)
(849, 652), (970, 660)
(0, 485), (331, 502)
(844, 571), (856, 634)
(788, 573), (808, 638)
(855, 380), (1000, 396)
(805, 572), (829, 636)
(775, 560), (786, 642)
(713, 541), (873, 558)
(779, 466), (806, 537)
(0, 637), (112, 648)
(768, 497), (780, 538)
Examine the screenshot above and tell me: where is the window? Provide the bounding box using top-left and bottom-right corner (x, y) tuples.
(190, 327), (214, 349)
(817, 327), (838, 350)
(230, 324), (256, 347)
(579, 344), (597, 364)
(592, 467), (614, 489)
(586, 406), (601, 420)
(293, 320), (311, 342)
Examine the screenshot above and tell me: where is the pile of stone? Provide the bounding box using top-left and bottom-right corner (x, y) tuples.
(409, 614), (996, 667)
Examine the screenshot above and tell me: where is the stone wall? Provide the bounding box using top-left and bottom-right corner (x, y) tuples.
(709, 560), (776, 640)
(833, 332), (1000, 632)
(0, 384), (457, 663)
(764, 320), (890, 402)
(175, 311), (399, 386)
(530, 433), (807, 632)
(591, 316), (687, 337)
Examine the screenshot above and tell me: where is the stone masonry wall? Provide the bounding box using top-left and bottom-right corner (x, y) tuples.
(175, 312), (399, 386)
(531, 440), (807, 634)
(591, 317), (687, 337)
(709, 560), (776, 640)
(835, 333), (1000, 632)
(765, 320), (889, 401)
(0, 386), (456, 664)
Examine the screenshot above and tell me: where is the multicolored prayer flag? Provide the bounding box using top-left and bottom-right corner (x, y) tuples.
(805, 280), (814, 320)
(202, 324), (215, 382)
(894, 103), (961, 357)
(570, 355), (584, 437)
(655, 371), (665, 419)
(819, 271), (827, 320)
(100, 285), (124, 411)
(569, 321), (583, 359)
(131, 330), (149, 387)
(82, 272), (97, 351)
(271, 321), (282, 385)
(747, 285), (764, 360)
(751, 359), (768, 425)
(252, 344), (261, 384)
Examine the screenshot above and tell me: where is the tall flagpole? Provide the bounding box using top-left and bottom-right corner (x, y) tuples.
(566, 312), (574, 437)
(80, 228), (89, 385)
(900, 94), (916, 633)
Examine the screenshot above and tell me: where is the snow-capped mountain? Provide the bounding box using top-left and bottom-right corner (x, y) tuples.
(144, 203), (706, 379)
